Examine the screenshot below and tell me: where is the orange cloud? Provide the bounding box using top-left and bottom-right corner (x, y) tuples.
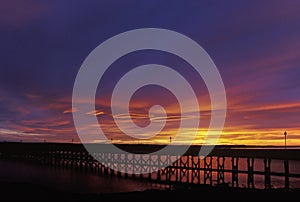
(63, 108), (78, 114)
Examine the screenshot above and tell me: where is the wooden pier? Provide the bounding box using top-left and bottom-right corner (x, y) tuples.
(1, 143), (300, 189)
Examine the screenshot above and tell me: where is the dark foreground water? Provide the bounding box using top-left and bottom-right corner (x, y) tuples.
(0, 160), (163, 194)
(1, 156), (300, 194)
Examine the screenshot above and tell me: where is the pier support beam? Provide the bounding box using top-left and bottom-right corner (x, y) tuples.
(204, 156), (212, 185)
(232, 157), (239, 188)
(217, 157), (225, 185)
(247, 157), (254, 189)
(264, 158), (271, 189)
(192, 156), (200, 184)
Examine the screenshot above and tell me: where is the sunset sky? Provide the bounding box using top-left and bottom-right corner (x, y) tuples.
(0, 0), (299, 146)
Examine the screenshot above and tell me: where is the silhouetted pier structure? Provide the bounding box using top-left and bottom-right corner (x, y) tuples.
(1, 143), (300, 190)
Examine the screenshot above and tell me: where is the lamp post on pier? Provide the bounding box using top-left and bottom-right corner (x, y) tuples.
(284, 131), (287, 149)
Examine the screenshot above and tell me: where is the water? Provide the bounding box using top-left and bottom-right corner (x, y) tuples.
(223, 158), (300, 189)
(0, 159), (159, 194)
(165, 156), (300, 189)
(1, 156), (300, 192)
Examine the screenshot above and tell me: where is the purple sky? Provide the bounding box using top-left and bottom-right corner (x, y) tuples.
(0, 0), (300, 145)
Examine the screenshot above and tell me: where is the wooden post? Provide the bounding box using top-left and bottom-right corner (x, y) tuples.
(264, 158), (271, 189)
(148, 154), (151, 180)
(175, 156), (179, 183)
(186, 156), (190, 184)
(217, 157), (225, 185)
(110, 153), (115, 176)
(157, 155), (161, 181)
(191, 156), (200, 184)
(232, 157), (239, 187)
(247, 157), (254, 189)
(104, 153), (109, 175)
(204, 156), (212, 185)
(132, 154), (136, 179)
(124, 153), (128, 178)
(166, 155), (170, 183)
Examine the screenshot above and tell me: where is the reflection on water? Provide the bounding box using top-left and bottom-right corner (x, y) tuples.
(0, 160), (159, 194)
(235, 158), (300, 189)
(170, 156), (300, 189)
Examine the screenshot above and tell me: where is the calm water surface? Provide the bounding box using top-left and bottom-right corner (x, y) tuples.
(1, 155), (300, 192)
(0, 160), (160, 194)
